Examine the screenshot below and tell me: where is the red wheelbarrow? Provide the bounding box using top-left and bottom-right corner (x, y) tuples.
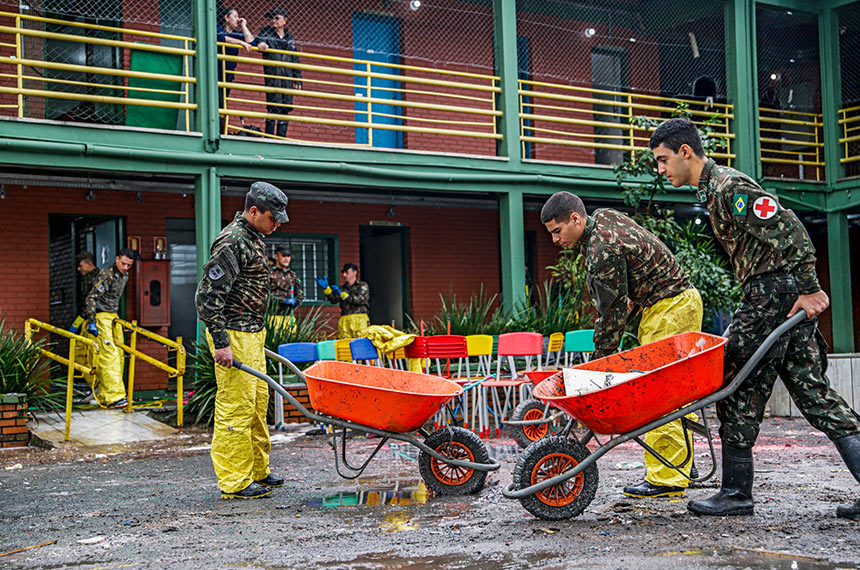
(502, 312), (807, 520)
(233, 351), (500, 496)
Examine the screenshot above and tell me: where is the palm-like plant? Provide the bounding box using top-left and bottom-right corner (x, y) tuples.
(0, 318), (63, 410)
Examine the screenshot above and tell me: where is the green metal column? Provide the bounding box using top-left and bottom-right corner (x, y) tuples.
(494, 0), (522, 167)
(819, 7), (844, 184)
(725, 0), (760, 177)
(194, 0), (219, 151)
(195, 167), (221, 277)
(826, 212), (854, 353)
(499, 189), (526, 315)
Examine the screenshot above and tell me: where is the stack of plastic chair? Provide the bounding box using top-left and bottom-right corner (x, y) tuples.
(404, 336), (429, 373)
(481, 332), (543, 437)
(317, 339), (336, 361)
(425, 335), (470, 428)
(274, 342), (319, 430)
(545, 332), (564, 369)
(349, 337), (381, 366)
(464, 334), (494, 436)
(383, 346), (407, 370)
(564, 329), (595, 366)
(334, 338), (353, 361)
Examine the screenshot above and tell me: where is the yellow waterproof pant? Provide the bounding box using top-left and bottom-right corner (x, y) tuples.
(269, 314), (296, 334)
(94, 312), (126, 406)
(206, 329), (271, 494)
(75, 329), (100, 403)
(639, 288), (703, 488)
(338, 313), (369, 339)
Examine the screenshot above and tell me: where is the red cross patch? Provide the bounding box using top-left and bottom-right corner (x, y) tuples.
(752, 196), (777, 220)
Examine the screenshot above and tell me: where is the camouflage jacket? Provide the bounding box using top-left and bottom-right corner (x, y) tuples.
(269, 266), (303, 315)
(327, 280), (370, 316)
(83, 265), (129, 320)
(697, 159), (820, 294)
(78, 269), (99, 311)
(575, 209), (691, 359)
(195, 213), (269, 350)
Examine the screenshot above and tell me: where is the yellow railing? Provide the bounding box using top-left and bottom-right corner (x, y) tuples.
(217, 43), (501, 147)
(758, 106), (824, 181)
(24, 318), (99, 443)
(517, 79), (735, 165)
(839, 104), (860, 165)
(113, 318), (186, 428)
(0, 11), (196, 129)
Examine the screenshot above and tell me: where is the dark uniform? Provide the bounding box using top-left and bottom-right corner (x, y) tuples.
(327, 280), (370, 339)
(78, 269), (99, 312)
(194, 181), (289, 498)
(84, 266), (128, 321)
(256, 16), (301, 138)
(696, 159), (860, 449)
(575, 208), (692, 359)
(84, 264), (130, 406)
(269, 265), (303, 315)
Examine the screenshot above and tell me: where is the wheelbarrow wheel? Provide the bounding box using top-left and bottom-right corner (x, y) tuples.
(419, 427), (489, 496)
(511, 399), (550, 449)
(513, 436), (598, 520)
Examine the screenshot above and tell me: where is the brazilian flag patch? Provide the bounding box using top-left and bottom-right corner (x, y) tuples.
(733, 193), (748, 216)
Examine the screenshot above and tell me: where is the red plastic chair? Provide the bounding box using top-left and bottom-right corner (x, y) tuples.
(425, 335), (471, 428)
(404, 336), (430, 372)
(482, 332), (543, 437)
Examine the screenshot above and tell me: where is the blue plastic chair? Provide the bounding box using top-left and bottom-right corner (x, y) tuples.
(564, 329), (595, 366)
(317, 339), (336, 361)
(349, 338), (380, 365)
(278, 342), (319, 364)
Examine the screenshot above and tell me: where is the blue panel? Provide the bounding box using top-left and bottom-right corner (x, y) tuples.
(278, 342), (319, 364)
(353, 13), (401, 148)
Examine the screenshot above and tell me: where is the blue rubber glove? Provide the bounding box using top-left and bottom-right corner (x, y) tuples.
(86, 322), (98, 337)
(69, 324), (81, 334)
(314, 276), (329, 289)
(284, 297), (299, 308)
(330, 285), (342, 296)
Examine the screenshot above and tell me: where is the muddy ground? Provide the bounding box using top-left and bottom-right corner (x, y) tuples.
(0, 416), (858, 569)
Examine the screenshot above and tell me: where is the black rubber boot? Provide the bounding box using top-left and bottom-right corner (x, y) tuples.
(688, 444), (754, 516)
(276, 121), (288, 138)
(834, 434), (860, 520)
(255, 474), (285, 487)
(623, 480), (685, 498)
(221, 482), (272, 500)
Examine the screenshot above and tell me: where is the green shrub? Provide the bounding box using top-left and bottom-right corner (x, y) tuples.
(0, 318), (63, 410)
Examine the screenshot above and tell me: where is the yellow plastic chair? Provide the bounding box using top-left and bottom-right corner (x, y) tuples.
(465, 334), (494, 436)
(334, 338), (353, 362)
(546, 332), (564, 369)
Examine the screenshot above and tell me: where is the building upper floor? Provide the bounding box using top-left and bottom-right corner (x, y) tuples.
(0, 0), (858, 208)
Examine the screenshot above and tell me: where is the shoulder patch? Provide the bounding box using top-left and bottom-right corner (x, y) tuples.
(97, 284), (106, 293)
(208, 264), (226, 281)
(752, 196), (778, 221)
(732, 194), (748, 216)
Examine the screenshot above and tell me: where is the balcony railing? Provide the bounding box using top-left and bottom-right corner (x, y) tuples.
(517, 79), (735, 167)
(0, 11), (196, 130)
(839, 105), (860, 175)
(759, 107), (824, 181)
(218, 43), (501, 154)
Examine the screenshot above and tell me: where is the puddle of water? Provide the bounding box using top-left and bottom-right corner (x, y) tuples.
(380, 512), (419, 533)
(306, 481), (429, 509)
(315, 551), (565, 569)
(663, 547), (859, 569)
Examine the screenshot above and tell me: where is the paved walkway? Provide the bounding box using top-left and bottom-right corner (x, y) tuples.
(30, 408), (177, 447)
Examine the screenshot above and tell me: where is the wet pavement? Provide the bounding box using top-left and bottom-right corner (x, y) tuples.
(0, 417), (858, 569)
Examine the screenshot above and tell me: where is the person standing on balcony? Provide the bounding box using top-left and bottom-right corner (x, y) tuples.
(316, 263), (370, 339)
(83, 247), (138, 409)
(217, 8), (268, 132)
(269, 244), (303, 331)
(649, 117), (860, 519)
(196, 181), (290, 500)
(541, 192), (703, 499)
(256, 8), (302, 138)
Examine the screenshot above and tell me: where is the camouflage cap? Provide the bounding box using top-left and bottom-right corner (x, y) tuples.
(249, 181), (289, 223)
(275, 244), (292, 256)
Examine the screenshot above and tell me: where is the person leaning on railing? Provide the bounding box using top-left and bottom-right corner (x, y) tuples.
(217, 7), (268, 132)
(256, 7), (302, 138)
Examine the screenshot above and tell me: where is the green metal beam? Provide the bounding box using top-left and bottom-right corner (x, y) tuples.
(194, 167), (221, 343)
(826, 211), (855, 352)
(494, 0), (521, 167)
(819, 7), (844, 184)
(194, 0), (219, 151)
(725, 0), (760, 177)
(499, 189), (526, 315)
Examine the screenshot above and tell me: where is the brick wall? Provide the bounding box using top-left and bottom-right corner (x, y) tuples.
(281, 384), (315, 424)
(0, 393), (28, 448)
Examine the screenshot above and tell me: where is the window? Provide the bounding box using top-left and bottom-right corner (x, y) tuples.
(264, 235), (338, 303)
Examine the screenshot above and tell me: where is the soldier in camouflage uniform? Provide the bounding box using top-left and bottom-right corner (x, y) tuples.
(195, 181), (289, 500)
(315, 263), (370, 339)
(542, 192), (703, 497)
(268, 244), (303, 332)
(71, 251), (100, 393)
(650, 117), (860, 519)
(83, 247), (137, 408)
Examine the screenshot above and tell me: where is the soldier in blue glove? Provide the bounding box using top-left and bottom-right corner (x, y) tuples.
(315, 263), (370, 338)
(269, 244), (302, 331)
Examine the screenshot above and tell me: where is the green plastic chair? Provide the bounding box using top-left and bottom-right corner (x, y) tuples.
(317, 339), (337, 361)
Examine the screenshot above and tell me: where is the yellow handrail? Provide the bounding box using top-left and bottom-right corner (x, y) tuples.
(839, 106), (860, 165)
(758, 107), (824, 179)
(112, 319), (186, 427)
(24, 318), (99, 443)
(0, 10), (196, 43)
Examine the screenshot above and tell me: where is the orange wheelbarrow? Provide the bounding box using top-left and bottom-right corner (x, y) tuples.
(502, 313), (807, 520)
(234, 350), (500, 496)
